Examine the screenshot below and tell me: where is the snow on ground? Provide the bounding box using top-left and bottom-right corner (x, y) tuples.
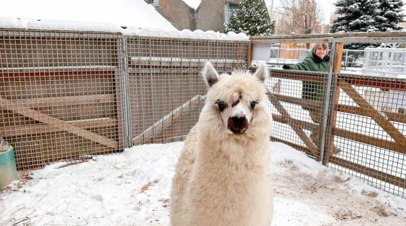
(1, 142), (406, 226)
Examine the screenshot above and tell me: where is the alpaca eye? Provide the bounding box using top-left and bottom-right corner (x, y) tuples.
(215, 99), (228, 112)
(250, 101), (258, 110)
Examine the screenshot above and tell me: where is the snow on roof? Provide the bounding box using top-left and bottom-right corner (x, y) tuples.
(182, 0), (202, 10)
(135, 29), (249, 41)
(0, 0), (248, 40)
(0, 0), (177, 32)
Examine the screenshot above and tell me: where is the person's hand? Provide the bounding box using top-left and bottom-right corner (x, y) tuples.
(282, 64), (290, 69)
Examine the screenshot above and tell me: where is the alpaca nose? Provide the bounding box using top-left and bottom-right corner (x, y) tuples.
(228, 116), (248, 134)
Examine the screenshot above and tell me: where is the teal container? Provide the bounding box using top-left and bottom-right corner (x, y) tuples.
(0, 147), (18, 188)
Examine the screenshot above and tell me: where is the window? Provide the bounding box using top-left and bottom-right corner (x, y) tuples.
(224, 2), (239, 25)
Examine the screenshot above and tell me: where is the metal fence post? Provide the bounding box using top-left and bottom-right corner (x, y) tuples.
(320, 42), (343, 164)
(118, 35), (132, 148)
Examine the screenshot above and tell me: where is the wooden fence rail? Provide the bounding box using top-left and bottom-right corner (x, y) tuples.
(268, 69), (406, 190)
(1, 29), (405, 197)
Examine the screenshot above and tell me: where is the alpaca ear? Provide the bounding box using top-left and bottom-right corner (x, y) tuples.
(253, 64), (268, 83)
(202, 62), (220, 87)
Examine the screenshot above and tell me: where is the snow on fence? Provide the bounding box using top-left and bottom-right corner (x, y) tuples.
(1, 29), (406, 198)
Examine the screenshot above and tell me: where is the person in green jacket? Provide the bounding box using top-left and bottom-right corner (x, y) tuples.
(283, 42), (340, 154)
(283, 43), (329, 105)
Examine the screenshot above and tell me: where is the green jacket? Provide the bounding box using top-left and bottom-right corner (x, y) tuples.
(290, 52), (330, 72)
(289, 52), (330, 107)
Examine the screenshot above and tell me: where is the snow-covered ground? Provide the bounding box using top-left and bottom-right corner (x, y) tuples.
(1, 142), (405, 226)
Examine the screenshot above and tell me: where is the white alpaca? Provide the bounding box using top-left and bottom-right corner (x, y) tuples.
(170, 62), (273, 226)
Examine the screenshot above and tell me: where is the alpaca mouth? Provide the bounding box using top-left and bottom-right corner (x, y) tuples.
(228, 116), (248, 134)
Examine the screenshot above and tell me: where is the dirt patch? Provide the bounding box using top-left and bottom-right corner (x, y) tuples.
(0, 170), (33, 196)
(362, 190), (379, 198)
(139, 179), (159, 193)
(272, 162), (406, 226)
(160, 198), (170, 208)
(371, 205), (393, 217)
(334, 209), (362, 221)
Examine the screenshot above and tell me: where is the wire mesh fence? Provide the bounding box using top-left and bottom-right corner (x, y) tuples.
(330, 74), (406, 197)
(266, 70), (329, 159)
(1, 28), (405, 198)
(267, 69), (406, 197)
(0, 29), (249, 170)
(127, 36), (249, 145)
(269, 47), (365, 71)
(0, 30), (125, 169)
(269, 46), (309, 66)
(261, 32), (406, 197)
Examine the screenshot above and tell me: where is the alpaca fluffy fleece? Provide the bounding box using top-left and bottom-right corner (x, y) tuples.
(170, 62), (273, 226)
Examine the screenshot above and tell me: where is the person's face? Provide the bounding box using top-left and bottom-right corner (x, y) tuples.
(315, 46), (327, 59)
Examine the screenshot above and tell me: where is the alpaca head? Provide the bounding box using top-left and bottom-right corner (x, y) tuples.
(201, 62), (269, 136)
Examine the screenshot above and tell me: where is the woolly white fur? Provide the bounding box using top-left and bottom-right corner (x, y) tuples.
(170, 62), (273, 226)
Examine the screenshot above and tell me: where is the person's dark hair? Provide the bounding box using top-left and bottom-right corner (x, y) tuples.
(312, 43), (329, 54)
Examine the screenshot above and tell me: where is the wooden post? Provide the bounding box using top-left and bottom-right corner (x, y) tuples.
(248, 41), (254, 67)
(324, 42), (344, 164)
(333, 43), (344, 72)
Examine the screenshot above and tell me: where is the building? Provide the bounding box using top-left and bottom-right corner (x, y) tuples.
(150, 0), (242, 32)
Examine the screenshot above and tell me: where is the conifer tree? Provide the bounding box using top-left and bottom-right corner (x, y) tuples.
(225, 0), (274, 36)
(330, 0), (405, 49)
(330, 0), (380, 34)
(375, 0), (405, 32)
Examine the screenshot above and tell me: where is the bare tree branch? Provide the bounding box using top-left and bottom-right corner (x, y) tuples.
(276, 0), (322, 35)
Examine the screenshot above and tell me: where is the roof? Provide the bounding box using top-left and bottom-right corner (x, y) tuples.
(0, 0), (177, 33)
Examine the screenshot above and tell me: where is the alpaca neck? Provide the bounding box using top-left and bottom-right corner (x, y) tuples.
(197, 133), (269, 167)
